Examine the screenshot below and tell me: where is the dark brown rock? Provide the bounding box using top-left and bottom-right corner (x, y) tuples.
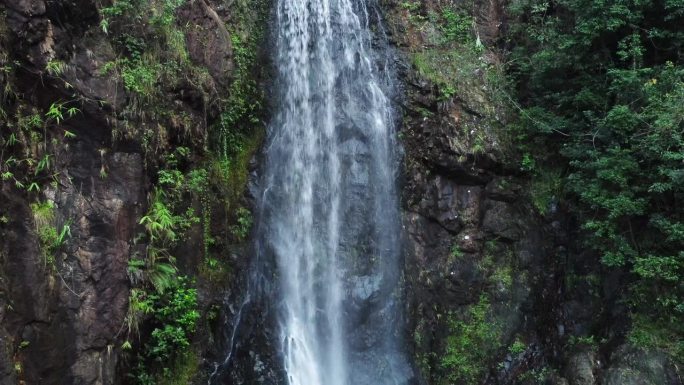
(179, 0), (234, 87)
(0, 0), (240, 383)
(482, 200), (523, 241)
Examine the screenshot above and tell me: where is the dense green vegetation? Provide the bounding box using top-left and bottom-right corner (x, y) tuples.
(9, 1), (208, 382)
(85, 0), (267, 382)
(400, 0), (683, 380)
(507, 0), (684, 359)
(440, 295), (503, 385)
(406, 3), (479, 101)
(118, 0), (271, 381)
(3, 0), (681, 381)
(400, 0), (484, 101)
(128, 277), (200, 384)
(395, 0), (511, 161)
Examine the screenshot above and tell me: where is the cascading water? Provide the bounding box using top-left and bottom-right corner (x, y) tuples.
(255, 0), (413, 383)
(215, 0), (414, 383)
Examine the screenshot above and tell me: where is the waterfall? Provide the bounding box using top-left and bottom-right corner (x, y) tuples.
(254, 0), (412, 383)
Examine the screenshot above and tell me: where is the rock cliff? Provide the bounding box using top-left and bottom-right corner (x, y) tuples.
(0, 0), (680, 384)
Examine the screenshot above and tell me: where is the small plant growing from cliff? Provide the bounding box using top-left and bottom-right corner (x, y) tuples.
(401, 1), (420, 12)
(186, 168), (208, 194)
(127, 189), (200, 383)
(529, 169), (562, 216)
(45, 59), (66, 76)
(140, 192), (178, 243)
(567, 335), (598, 350)
(134, 190), (187, 294)
(519, 367), (553, 383)
(100, 0), (135, 23)
(508, 337), (526, 355)
(451, 245), (463, 257)
(449, 244), (464, 263)
(401, 0), (426, 24)
(627, 314), (684, 362)
(30, 201), (70, 268)
(441, 294), (503, 385)
(34, 154), (51, 175)
(127, 277), (199, 384)
(231, 207), (253, 241)
(45, 101), (79, 125)
(491, 264), (513, 292)
(440, 8), (473, 44)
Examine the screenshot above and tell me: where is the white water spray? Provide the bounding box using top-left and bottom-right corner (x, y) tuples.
(257, 0), (411, 383)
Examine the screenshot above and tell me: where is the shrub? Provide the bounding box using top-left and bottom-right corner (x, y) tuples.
(440, 295), (503, 384)
(30, 201), (70, 268)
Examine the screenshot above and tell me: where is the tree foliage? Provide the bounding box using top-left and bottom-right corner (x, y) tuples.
(507, 0), (684, 344)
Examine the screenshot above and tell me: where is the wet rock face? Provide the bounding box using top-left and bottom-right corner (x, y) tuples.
(0, 188), (71, 384)
(603, 345), (682, 385)
(4, 0), (99, 68)
(0, 1), (145, 382)
(400, 133), (551, 383)
(565, 350), (597, 385)
(380, 0), (683, 383)
(179, 0), (234, 87)
(380, 1), (553, 380)
(55, 150), (144, 384)
(0, 121), (145, 384)
(0, 0), (245, 383)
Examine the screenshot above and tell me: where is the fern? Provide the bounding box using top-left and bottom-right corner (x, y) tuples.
(139, 193), (177, 242)
(148, 262), (177, 293)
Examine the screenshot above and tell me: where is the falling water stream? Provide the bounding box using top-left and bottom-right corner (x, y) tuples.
(215, 0), (411, 383)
